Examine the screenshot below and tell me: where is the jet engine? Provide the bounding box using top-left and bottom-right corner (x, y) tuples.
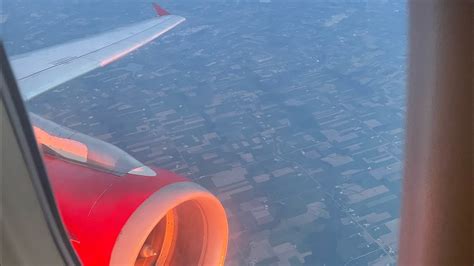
(32, 114), (228, 266)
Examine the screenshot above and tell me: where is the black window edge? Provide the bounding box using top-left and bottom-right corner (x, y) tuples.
(0, 42), (81, 265)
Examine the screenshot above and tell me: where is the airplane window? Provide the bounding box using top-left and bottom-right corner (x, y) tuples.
(2, 0), (406, 265)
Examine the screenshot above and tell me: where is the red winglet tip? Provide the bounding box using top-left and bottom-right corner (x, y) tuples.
(153, 3), (170, 16)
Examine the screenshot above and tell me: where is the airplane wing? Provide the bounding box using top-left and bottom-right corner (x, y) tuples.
(9, 6), (184, 101)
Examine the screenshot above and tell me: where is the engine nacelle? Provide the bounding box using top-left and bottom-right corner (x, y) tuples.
(43, 155), (228, 266)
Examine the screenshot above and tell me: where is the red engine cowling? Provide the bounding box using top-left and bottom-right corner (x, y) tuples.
(43, 155), (228, 266)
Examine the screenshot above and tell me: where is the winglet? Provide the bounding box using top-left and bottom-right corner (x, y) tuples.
(152, 3), (170, 16)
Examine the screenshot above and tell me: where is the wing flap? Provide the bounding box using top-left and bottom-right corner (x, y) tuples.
(10, 15), (185, 100)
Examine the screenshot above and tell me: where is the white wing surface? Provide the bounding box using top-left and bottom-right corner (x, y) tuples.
(10, 14), (185, 100)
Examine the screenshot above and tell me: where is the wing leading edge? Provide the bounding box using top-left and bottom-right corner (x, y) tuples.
(10, 12), (185, 100)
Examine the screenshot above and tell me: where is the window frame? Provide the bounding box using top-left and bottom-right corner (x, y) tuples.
(1, 42), (80, 265)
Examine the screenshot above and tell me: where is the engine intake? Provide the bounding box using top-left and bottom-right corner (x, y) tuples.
(110, 182), (228, 266)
